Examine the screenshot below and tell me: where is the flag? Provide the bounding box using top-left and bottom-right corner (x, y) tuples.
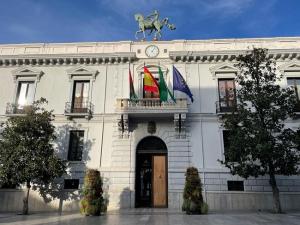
(159, 67), (176, 102)
(144, 66), (159, 93)
(129, 69), (138, 100)
(173, 66), (194, 102)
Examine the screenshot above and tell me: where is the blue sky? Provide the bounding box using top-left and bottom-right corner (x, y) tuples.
(0, 0), (300, 44)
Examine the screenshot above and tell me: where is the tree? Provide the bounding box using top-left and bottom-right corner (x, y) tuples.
(182, 167), (208, 214)
(80, 169), (107, 216)
(0, 98), (66, 215)
(220, 48), (300, 213)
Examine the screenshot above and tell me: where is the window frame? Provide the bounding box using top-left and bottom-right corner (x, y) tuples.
(67, 130), (85, 162)
(287, 77), (300, 112)
(217, 78), (237, 112)
(66, 66), (98, 110)
(227, 180), (244, 191)
(63, 179), (80, 190)
(15, 81), (35, 107)
(221, 129), (239, 163)
(11, 67), (43, 107)
(71, 80), (90, 113)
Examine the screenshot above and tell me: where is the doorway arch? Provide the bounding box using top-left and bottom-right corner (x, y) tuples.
(135, 136), (168, 208)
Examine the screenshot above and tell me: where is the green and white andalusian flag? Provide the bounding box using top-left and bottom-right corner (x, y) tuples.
(159, 67), (175, 102)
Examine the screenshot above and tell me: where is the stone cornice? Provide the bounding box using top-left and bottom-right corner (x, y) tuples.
(169, 49), (300, 63)
(0, 52), (137, 67)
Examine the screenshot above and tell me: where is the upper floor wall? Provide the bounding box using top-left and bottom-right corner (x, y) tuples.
(1, 37), (300, 116)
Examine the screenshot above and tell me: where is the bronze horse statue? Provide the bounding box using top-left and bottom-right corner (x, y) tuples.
(134, 12), (176, 40)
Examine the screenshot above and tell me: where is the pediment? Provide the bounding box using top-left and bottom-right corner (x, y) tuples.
(278, 61), (300, 73)
(210, 63), (238, 77)
(12, 67), (43, 76)
(12, 67), (43, 82)
(136, 63), (168, 73)
(67, 66), (98, 81)
(66, 66), (98, 75)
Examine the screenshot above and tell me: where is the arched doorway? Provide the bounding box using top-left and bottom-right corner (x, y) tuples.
(135, 136), (168, 208)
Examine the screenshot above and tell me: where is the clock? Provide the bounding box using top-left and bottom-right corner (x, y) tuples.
(145, 45), (159, 58)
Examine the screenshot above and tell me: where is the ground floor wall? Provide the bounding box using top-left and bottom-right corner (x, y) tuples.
(1, 189), (300, 213)
(1, 114), (300, 212)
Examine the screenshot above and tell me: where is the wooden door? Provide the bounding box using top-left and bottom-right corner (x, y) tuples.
(152, 155), (167, 207)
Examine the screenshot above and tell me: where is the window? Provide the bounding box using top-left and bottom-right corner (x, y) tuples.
(223, 130), (239, 162)
(287, 78), (300, 111)
(218, 79), (236, 112)
(227, 181), (244, 191)
(64, 179), (79, 189)
(16, 81), (35, 107)
(223, 130), (231, 161)
(67, 130), (84, 161)
(72, 81), (90, 113)
(0, 182), (18, 189)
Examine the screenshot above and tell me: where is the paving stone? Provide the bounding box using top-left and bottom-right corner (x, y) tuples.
(1, 211), (300, 225)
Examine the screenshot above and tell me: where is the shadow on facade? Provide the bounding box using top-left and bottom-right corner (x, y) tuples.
(119, 187), (133, 209)
(102, 177), (110, 212)
(38, 123), (94, 213)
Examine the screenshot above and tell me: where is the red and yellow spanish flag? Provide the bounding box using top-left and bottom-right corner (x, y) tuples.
(144, 66), (159, 93)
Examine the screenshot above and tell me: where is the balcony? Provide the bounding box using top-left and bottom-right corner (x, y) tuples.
(5, 103), (32, 116)
(116, 98), (188, 116)
(64, 101), (94, 118)
(216, 100), (236, 114)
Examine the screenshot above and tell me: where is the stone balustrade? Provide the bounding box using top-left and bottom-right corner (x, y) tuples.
(116, 98), (188, 114)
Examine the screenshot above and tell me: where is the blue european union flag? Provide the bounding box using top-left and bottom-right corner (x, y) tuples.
(173, 66), (194, 102)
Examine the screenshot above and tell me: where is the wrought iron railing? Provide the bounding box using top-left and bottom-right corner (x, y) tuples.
(64, 101), (94, 115)
(116, 98), (188, 112)
(216, 100), (236, 113)
(5, 103), (32, 115)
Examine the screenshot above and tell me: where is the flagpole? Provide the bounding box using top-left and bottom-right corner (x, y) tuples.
(128, 61), (131, 99)
(172, 62), (175, 97)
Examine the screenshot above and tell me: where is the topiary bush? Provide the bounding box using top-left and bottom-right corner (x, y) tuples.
(182, 167), (208, 214)
(80, 169), (106, 216)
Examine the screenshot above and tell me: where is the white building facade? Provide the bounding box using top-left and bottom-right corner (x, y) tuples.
(0, 37), (300, 212)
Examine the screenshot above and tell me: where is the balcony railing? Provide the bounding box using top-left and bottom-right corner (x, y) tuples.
(5, 103), (32, 115)
(216, 100), (236, 114)
(64, 101), (94, 117)
(116, 98), (188, 114)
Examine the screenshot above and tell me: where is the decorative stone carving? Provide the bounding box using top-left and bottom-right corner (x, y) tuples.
(117, 114), (129, 138)
(66, 65), (98, 81)
(278, 60), (300, 74)
(209, 63), (238, 79)
(147, 121), (156, 134)
(169, 50), (300, 63)
(12, 67), (43, 83)
(174, 113), (186, 139)
(0, 53), (137, 67)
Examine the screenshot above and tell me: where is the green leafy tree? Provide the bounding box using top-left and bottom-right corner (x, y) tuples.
(182, 167), (208, 214)
(0, 98), (66, 215)
(220, 48), (300, 213)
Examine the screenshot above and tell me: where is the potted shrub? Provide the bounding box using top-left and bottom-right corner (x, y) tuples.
(182, 167), (208, 214)
(80, 169), (106, 216)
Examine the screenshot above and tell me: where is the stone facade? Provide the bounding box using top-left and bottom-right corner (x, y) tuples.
(0, 37), (300, 212)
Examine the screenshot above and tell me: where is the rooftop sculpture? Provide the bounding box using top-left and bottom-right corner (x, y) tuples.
(134, 10), (176, 41)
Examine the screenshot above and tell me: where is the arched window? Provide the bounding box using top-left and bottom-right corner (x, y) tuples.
(137, 136), (167, 154)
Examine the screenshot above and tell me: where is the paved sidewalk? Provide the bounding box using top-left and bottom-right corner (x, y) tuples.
(0, 210), (300, 225)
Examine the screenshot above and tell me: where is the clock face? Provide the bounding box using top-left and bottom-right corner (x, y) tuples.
(145, 45), (159, 58)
